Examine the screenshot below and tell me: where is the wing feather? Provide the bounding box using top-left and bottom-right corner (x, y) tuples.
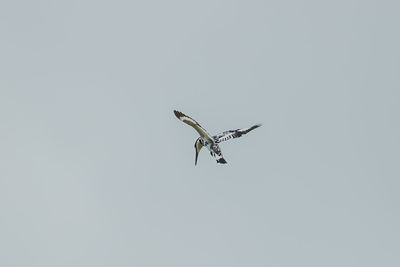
(213, 124), (261, 143)
(174, 110), (213, 141)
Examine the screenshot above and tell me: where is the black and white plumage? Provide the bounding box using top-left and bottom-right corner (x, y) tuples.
(174, 110), (261, 165)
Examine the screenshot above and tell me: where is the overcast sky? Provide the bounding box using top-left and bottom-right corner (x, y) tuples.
(1, 0), (399, 266)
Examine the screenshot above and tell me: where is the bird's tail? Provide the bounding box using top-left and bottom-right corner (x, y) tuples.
(217, 157), (227, 164)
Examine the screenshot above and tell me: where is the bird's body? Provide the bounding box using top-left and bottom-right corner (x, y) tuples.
(174, 110), (261, 165)
(195, 137), (226, 164)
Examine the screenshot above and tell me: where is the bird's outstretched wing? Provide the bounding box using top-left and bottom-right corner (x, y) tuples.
(174, 110), (213, 141)
(213, 124), (261, 143)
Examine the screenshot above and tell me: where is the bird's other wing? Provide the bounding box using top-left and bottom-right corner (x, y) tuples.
(213, 124), (262, 143)
(174, 110), (213, 141)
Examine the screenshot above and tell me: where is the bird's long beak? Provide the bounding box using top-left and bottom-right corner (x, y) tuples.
(194, 139), (202, 166)
(195, 148), (199, 166)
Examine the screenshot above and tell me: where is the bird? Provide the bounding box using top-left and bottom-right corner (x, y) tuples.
(173, 110), (261, 165)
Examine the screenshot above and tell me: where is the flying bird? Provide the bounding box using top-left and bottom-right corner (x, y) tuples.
(173, 110), (261, 165)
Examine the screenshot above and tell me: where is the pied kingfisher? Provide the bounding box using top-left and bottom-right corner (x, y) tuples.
(174, 110), (261, 165)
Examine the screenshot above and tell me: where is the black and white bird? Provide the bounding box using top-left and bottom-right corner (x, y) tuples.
(174, 110), (261, 165)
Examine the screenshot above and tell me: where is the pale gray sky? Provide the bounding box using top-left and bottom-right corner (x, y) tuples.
(1, 0), (399, 266)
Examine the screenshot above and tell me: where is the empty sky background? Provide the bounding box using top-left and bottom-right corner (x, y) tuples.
(1, 0), (399, 266)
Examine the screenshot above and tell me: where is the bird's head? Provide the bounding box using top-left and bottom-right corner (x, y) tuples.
(194, 138), (203, 165)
